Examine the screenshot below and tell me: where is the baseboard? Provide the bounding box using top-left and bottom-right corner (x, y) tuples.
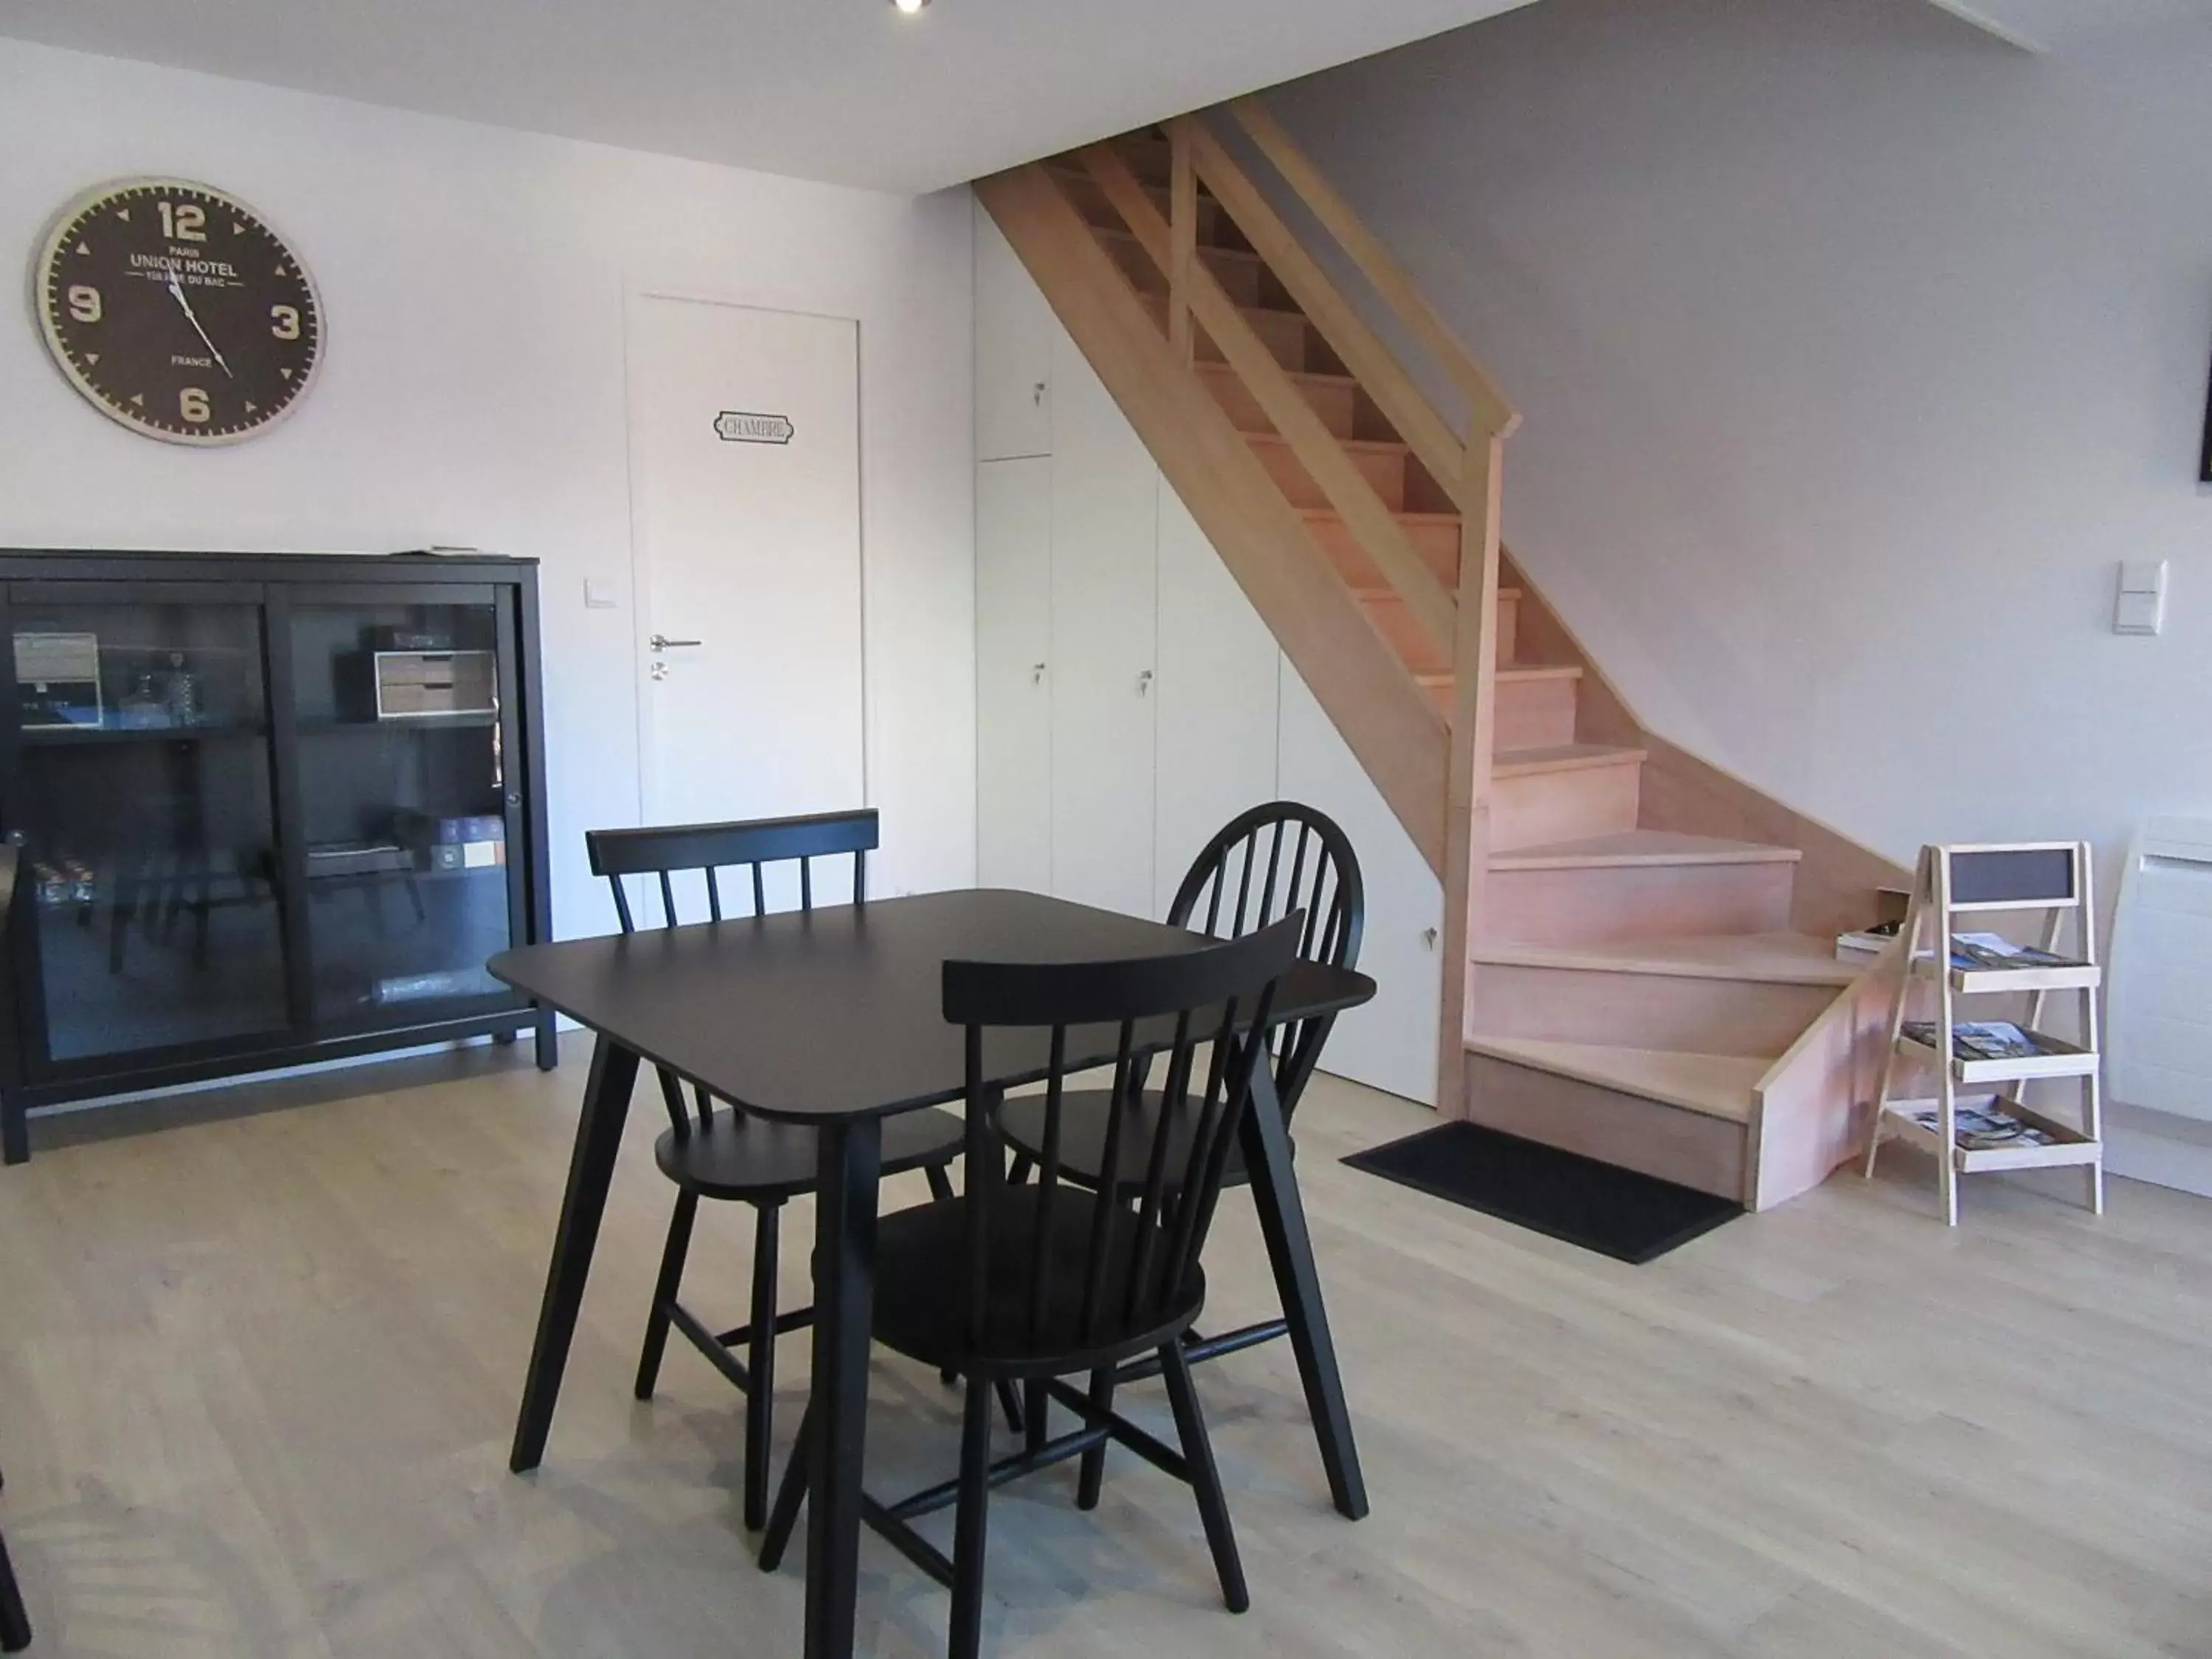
(2105, 1102), (2212, 1200)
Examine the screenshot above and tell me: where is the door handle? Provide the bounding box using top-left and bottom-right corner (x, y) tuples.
(1137, 669), (1154, 696)
(650, 635), (703, 651)
(1031, 662), (1047, 686)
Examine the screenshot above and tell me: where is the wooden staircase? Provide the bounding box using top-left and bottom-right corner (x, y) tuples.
(978, 108), (1907, 1211)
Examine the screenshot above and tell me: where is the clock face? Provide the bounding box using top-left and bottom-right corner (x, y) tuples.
(34, 178), (323, 445)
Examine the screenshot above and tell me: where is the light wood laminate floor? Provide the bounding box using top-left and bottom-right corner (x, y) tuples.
(1, 1035), (2208, 1658)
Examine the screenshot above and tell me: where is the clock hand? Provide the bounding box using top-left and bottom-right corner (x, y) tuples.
(167, 277), (234, 379)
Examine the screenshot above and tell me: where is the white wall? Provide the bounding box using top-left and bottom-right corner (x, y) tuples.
(1271, 0), (2212, 1175)
(1274, 0), (2212, 877)
(0, 37), (978, 942)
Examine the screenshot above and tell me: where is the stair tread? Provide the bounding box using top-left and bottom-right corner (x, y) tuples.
(1302, 508), (1465, 528)
(1413, 664), (1578, 686)
(1198, 359), (1359, 392)
(1096, 224), (1263, 265)
(1492, 830), (1804, 872)
(1244, 430), (1409, 457)
(1360, 585), (1523, 602)
(1492, 742), (1648, 777)
(1474, 931), (1859, 987)
(1463, 1037), (1764, 1124)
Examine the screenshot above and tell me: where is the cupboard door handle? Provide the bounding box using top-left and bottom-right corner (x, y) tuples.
(1032, 380), (1047, 407)
(1031, 662), (1047, 686)
(649, 635), (702, 651)
(1137, 669), (1154, 695)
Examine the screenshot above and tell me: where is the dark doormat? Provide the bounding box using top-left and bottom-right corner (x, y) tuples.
(1341, 1121), (1742, 1265)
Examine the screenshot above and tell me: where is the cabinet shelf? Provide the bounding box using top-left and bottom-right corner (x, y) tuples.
(296, 713), (498, 734)
(20, 720), (268, 747)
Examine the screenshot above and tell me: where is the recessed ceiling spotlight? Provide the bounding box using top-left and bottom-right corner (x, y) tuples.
(892, 0), (930, 13)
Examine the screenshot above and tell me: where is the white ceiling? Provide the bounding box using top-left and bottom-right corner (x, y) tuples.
(0, 0), (1539, 194)
(1924, 0), (2212, 50)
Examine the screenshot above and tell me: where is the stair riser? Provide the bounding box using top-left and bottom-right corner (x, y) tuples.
(1107, 234), (1264, 307)
(1461, 1054), (1747, 1202)
(1468, 964), (1837, 1057)
(1057, 170), (1235, 248)
(1181, 302), (1318, 373)
(1486, 861), (1798, 947)
(1413, 669), (1579, 747)
(1310, 515), (1464, 591)
(1489, 759), (1641, 852)
(1204, 364), (1358, 440)
(1254, 439), (1406, 512)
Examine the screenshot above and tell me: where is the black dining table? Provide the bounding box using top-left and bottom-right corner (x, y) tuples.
(490, 886), (1374, 1659)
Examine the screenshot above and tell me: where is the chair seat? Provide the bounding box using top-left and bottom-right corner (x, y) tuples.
(1001, 1088), (1300, 1196)
(655, 1105), (964, 1203)
(872, 1189), (1206, 1379)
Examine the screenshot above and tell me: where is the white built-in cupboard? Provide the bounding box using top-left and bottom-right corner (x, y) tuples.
(973, 204), (1443, 1105)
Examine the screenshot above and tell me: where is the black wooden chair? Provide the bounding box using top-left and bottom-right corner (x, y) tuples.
(1001, 802), (1362, 1397)
(759, 913), (1305, 1659)
(0, 1468), (29, 1653)
(585, 808), (969, 1531)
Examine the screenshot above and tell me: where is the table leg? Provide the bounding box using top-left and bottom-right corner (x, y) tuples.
(806, 1116), (883, 1659)
(508, 1033), (641, 1474)
(1237, 1064), (1368, 1520)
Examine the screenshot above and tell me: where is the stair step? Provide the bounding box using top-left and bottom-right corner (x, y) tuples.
(1360, 591), (1531, 680)
(1492, 830), (1802, 871)
(1306, 510), (1464, 588)
(1489, 744), (1646, 852)
(1487, 831), (1802, 947)
(1473, 931), (1857, 987)
(1138, 293), (1335, 375)
(1100, 226), (1270, 305)
(1046, 164), (1238, 249)
(1199, 359), (1360, 441)
(1492, 742), (1647, 779)
(1463, 1037), (1765, 1124)
(1468, 933), (1847, 1058)
(1408, 664), (1579, 747)
(1246, 431), (1410, 512)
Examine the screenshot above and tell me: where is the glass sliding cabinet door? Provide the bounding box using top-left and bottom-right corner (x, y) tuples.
(7, 582), (290, 1061)
(282, 587), (526, 1032)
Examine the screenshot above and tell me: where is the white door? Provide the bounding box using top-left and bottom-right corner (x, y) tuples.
(1153, 481), (1282, 917)
(975, 457), (1053, 891)
(1279, 664), (1443, 1105)
(975, 203), (1054, 462)
(626, 295), (865, 903)
(1048, 328), (1157, 917)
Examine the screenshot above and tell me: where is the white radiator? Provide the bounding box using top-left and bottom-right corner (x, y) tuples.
(2108, 818), (2212, 1124)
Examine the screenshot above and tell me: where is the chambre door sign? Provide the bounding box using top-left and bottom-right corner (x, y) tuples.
(714, 410), (794, 444)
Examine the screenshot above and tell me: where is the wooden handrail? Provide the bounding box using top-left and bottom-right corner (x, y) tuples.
(1228, 98), (1519, 442)
(1179, 121), (1470, 515)
(1079, 145), (1458, 660)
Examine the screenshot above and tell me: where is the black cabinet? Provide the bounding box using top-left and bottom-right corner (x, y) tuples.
(0, 551), (555, 1163)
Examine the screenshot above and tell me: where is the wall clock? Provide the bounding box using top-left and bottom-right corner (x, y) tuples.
(33, 177), (323, 445)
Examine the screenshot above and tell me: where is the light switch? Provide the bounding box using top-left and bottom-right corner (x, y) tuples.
(584, 576), (619, 611)
(2114, 560), (2166, 636)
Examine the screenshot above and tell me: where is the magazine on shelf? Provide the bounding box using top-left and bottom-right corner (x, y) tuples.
(1947, 931), (2086, 973)
(1905, 1096), (2060, 1150)
(1900, 1019), (2057, 1062)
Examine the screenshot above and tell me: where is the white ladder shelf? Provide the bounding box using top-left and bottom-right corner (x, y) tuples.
(1864, 841), (2106, 1225)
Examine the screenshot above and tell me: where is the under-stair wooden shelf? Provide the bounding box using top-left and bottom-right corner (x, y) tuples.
(1865, 841), (2106, 1225)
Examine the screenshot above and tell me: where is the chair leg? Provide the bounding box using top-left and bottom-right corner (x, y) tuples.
(0, 1519), (28, 1655)
(744, 1199), (782, 1531)
(993, 1380), (1026, 1436)
(1074, 1366), (1116, 1511)
(634, 1190), (698, 1401)
(948, 1376), (995, 1659)
(1023, 1380), (1048, 1455)
(924, 1163), (954, 1203)
(1161, 1341), (1248, 1614)
(1006, 1153), (1034, 1186)
(758, 1402), (812, 1573)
